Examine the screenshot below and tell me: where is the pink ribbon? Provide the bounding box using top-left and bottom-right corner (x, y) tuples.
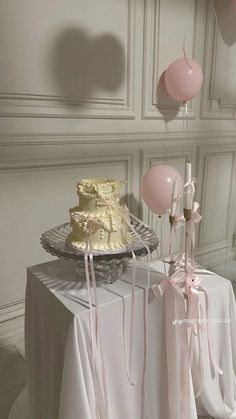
(152, 271), (219, 419)
(128, 213), (151, 419)
(105, 207), (137, 386)
(152, 204), (223, 419)
(152, 271), (222, 419)
(108, 208), (152, 405)
(84, 226), (110, 419)
(83, 211), (152, 419)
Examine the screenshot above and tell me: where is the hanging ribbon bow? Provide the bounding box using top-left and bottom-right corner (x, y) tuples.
(151, 200), (223, 419)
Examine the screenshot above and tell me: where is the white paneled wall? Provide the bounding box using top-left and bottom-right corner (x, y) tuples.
(1, 0), (236, 345)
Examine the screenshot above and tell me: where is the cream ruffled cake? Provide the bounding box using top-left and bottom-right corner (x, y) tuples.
(67, 178), (132, 250)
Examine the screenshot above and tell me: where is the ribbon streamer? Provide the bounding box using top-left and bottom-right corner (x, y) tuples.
(82, 210), (153, 419)
(106, 208), (137, 386)
(152, 204), (223, 419)
(128, 213), (152, 419)
(86, 197), (137, 386)
(84, 239), (100, 417)
(88, 228), (110, 419)
(183, 101), (189, 131)
(84, 228), (110, 419)
(160, 215), (167, 276)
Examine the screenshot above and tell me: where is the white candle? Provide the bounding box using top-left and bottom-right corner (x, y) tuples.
(184, 161), (192, 210)
(170, 178), (178, 217)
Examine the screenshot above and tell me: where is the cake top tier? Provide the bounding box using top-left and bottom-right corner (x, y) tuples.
(77, 178), (122, 201)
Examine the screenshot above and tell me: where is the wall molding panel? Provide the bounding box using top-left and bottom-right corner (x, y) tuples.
(0, 300), (25, 324)
(201, 0), (236, 119)
(196, 144), (236, 265)
(0, 0), (135, 119)
(142, 0), (205, 120)
(1, 130), (236, 146)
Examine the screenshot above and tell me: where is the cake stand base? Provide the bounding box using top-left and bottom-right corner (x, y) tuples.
(74, 258), (128, 284)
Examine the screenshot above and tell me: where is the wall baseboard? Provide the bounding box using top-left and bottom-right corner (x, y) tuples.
(0, 300), (25, 347)
(196, 246), (236, 270)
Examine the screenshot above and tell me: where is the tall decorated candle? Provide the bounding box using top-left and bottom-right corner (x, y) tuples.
(170, 178), (178, 217)
(184, 162), (192, 210)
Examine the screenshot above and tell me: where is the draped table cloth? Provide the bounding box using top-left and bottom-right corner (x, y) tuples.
(9, 258), (236, 419)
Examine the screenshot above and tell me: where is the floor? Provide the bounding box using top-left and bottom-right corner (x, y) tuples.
(0, 343), (25, 419)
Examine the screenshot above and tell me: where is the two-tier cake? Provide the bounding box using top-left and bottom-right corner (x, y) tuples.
(67, 178), (131, 250)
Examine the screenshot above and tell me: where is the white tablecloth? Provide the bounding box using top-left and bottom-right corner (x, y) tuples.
(10, 259), (236, 419)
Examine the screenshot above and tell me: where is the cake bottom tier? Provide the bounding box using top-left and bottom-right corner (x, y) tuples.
(67, 229), (131, 251)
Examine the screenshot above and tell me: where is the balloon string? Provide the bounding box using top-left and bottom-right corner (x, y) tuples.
(154, 215), (159, 259)
(160, 216), (167, 276)
(169, 225), (174, 262)
(185, 102), (188, 131)
(183, 35), (192, 69)
(182, 101), (188, 131)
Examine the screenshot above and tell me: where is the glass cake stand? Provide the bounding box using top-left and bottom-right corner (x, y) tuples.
(40, 218), (159, 283)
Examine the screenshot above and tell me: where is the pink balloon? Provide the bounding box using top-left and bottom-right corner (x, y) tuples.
(165, 58), (203, 102)
(141, 165), (183, 215)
